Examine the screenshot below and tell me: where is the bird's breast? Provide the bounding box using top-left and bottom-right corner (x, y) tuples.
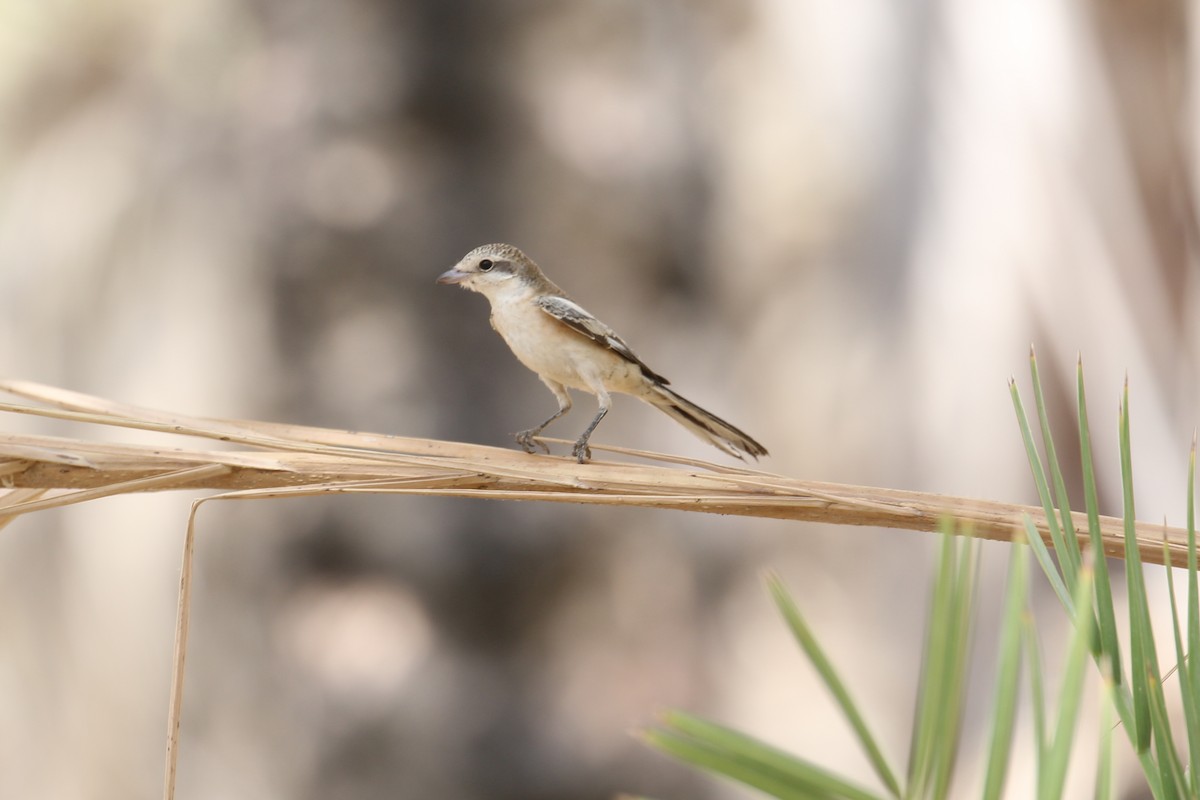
(489, 297), (643, 393)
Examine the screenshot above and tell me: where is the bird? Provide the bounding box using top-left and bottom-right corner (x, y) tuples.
(437, 243), (768, 464)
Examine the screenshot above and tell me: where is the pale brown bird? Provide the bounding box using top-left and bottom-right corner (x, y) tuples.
(438, 243), (768, 464)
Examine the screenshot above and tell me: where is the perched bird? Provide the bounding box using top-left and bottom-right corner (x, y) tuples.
(437, 243), (768, 464)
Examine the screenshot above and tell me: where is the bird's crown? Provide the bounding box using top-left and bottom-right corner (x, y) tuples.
(465, 243), (530, 264)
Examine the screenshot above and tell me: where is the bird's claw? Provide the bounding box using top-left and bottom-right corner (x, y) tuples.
(515, 429), (549, 455)
(571, 439), (592, 464)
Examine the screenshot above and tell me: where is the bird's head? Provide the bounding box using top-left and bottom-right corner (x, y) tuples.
(437, 243), (541, 298)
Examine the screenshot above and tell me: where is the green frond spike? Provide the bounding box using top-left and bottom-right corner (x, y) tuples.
(1011, 368), (1070, 595)
(646, 711), (886, 800)
(1024, 515), (1074, 615)
(907, 532), (955, 793)
(908, 526), (976, 799)
(766, 574), (902, 799)
(1120, 386), (1153, 753)
(1022, 614), (1047, 767)
(1096, 673), (1115, 800)
(1164, 526), (1199, 797)
(1038, 563), (1095, 800)
(1078, 359), (1123, 686)
(931, 539), (977, 799)
(1030, 346), (1082, 584)
(1146, 672), (1187, 799)
(982, 539), (1029, 800)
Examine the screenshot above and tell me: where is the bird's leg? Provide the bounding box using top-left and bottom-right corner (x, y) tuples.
(516, 380), (571, 454)
(571, 392), (611, 464)
(516, 408), (568, 454)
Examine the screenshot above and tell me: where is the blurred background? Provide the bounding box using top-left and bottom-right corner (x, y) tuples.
(0, 0), (1197, 798)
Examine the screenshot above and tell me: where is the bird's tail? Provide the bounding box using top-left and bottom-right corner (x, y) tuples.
(645, 384), (768, 460)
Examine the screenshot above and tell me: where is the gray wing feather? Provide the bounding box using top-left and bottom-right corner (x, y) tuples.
(535, 295), (668, 384)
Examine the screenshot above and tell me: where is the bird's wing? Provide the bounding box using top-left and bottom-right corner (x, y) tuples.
(535, 294), (669, 384)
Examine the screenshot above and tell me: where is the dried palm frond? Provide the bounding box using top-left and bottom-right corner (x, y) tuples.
(0, 378), (1189, 565)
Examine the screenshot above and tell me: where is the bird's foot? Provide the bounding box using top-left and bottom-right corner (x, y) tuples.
(571, 439), (592, 464)
(515, 429), (549, 455)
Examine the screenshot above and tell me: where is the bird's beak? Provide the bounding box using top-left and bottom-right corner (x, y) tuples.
(437, 267), (469, 285)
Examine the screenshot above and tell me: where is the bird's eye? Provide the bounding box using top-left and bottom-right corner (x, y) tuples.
(479, 259), (494, 272)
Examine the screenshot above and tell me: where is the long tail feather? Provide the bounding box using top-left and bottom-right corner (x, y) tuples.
(645, 385), (768, 460)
